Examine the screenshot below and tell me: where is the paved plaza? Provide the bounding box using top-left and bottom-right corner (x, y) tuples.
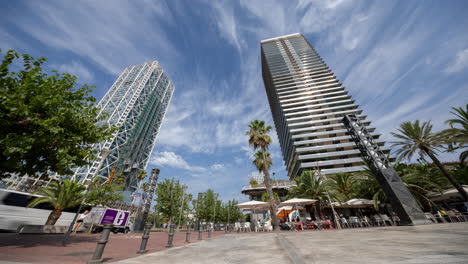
(0, 231), (224, 263)
(0, 224), (467, 263)
(117, 223), (468, 264)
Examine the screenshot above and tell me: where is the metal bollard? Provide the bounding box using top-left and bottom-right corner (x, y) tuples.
(137, 223), (153, 254)
(165, 224), (175, 248)
(208, 226), (212, 238)
(198, 223), (202, 240)
(87, 224), (113, 264)
(185, 224), (191, 243)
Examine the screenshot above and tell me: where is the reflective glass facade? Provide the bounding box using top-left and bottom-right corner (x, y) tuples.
(72, 61), (174, 190)
(261, 33), (388, 178)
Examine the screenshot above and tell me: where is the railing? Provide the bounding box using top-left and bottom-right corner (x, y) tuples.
(242, 180), (296, 191)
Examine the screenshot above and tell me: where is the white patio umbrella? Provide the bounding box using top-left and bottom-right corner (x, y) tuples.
(430, 185), (468, 202)
(236, 201), (270, 225)
(280, 198), (317, 206)
(342, 198), (374, 208)
(280, 198), (317, 222)
(236, 200), (270, 209)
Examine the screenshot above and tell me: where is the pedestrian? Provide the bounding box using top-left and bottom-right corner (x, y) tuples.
(73, 210), (89, 233)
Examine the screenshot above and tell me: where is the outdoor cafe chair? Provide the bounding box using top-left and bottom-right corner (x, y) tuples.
(340, 217), (349, 228)
(321, 220), (334, 230)
(360, 216), (371, 227)
(306, 221), (315, 230)
(348, 216), (361, 228)
(313, 221), (324, 230)
(234, 222), (241, 232)
(446, 210), (462, 222)
(295, 221), (304, 231)
(425, 213), (438, 223)
(254, 221), (260, 232)
(264, 221), (273, 232)
(373, 214), (385, 226)
(243, 222), (251, 232)
(462, 212), (468, 222)
(434, 212), (448, 223)
(380, 214), (394, 226)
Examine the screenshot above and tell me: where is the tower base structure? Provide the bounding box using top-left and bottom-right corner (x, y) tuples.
(379, 168), (431, 225)
(342, 114), (430, 226)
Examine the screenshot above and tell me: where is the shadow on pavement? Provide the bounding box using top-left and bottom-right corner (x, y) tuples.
(0, 233), (97, 248)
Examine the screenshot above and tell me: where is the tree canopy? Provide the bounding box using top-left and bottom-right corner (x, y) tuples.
(153, 179), (191, 226)
(193, 189), (244, 223)
(28, 179), (85, 225)
(0, 50), (113, 179)
(87, 183), (125, 207)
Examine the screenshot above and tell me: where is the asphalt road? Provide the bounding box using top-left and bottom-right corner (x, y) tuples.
(116, 223), (468, 264)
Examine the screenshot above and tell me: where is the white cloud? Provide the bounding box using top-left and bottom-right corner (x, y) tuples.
(11, 1), (178, 75)
(445, 48), (468, 73)
(210, 163), (225, 170)
(150, 151), (207, 172)
(52, 61), (94, 83)
(212, 1), (243, 54)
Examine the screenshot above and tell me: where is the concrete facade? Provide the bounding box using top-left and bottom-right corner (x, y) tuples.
(261, 33), (389, 178)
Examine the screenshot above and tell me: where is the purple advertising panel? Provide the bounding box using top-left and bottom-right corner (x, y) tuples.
(99, 208), (130, 227)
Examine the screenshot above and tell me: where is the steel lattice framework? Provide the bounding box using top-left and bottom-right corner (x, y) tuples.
(342, 114), (429, 225)
(72, 62), (174, 190)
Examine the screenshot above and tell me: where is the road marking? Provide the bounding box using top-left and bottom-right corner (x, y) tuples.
(276, 234), (309, 264)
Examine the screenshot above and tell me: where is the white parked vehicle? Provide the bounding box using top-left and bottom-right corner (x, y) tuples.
(83, 206), (133, 234)
(0, 189), (82, 232)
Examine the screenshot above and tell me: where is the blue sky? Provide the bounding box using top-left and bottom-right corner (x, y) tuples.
(1, 0), (467, 202)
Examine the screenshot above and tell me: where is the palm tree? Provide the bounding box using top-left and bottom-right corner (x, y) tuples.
(327, 173), (356, 202)
(398, 165), (443, 212)
(444, 104), (468, 163)
(352, 169), (386, 210)
(137, 169), (147, 191)
(246, 120), (279, 229)
(391, 120), (468, 201)
(28, 179), (85, 225)
(288, 170), (329, 219)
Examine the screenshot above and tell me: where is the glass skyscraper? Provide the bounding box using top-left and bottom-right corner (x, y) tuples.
(261, 33), (388, 179)
(71, 61), (174, 190)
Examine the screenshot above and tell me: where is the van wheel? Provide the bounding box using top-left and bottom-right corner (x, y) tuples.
(124, 228), (130, 233)
(112, 229), (119, 234)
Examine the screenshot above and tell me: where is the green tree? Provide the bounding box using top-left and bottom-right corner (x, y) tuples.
(0, 50), (113, 179)
(114, 174), (125, 185)
(246, 120), (278, 230)
(136, 170), (147, 190)
(327, 173), (356, 202)
(197, 189), (219, 222)
(153, 179), (191, 228)
(288, 170), (329, 218)
(356, 164), (446, 211)
(444, 104), (468, 163)
(218, 199), (244, 223)
(249, 178), (259, 185)
(261, 192), (280, 204)
(87, 184), (124, 207)
(27, 179), (85, 225)
(394, 164), (444, 211)
(451, 158), (468, 185)
(391, 120), (468, 201)
(352, 170), (385, 209)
